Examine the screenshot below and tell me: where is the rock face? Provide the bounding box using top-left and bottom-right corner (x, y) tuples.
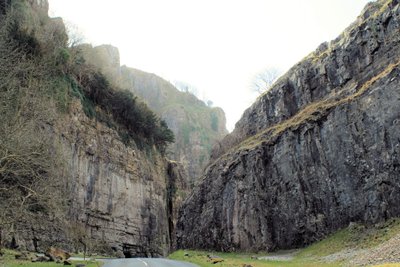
(80, 46), (228, 185)
(211, 0), (400, 161)
(178, 0), (400, 252)
(56, 101), (179, 257)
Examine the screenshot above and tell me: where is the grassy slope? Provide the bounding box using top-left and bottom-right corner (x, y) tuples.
(170, 218), (400, 267)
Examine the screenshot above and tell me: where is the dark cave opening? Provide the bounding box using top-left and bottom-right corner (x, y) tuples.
(122, 245), (133, 258)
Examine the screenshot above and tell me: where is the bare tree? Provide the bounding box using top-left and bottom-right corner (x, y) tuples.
(251, 67), (281, 94)
(67, 222), (91, 259)
(65, 21), (85, 48)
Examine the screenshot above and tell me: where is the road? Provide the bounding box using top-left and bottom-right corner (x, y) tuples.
(102, 258), (199, 267)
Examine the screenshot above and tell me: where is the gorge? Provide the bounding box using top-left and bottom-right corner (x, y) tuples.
(1, 0), (400, 263)
(0, 0), (225, 257)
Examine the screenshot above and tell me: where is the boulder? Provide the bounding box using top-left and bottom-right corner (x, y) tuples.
(207, 254), (224, 264)
(45, 247), (71, 262)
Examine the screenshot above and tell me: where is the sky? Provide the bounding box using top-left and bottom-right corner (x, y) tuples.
(48, 0), (372, 131)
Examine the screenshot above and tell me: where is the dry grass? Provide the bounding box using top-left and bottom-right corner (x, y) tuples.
(374, 0), (393, 19)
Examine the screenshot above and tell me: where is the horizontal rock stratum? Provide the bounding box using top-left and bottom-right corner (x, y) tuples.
(177, 0), (400, 252)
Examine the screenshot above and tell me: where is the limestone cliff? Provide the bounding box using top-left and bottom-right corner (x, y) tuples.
(56, 101), (185, 257)
(178, 0), (400, 252)
(2, 0), (187, 256)
(15, 100), (186, 256)
(80, 45), (228, 186)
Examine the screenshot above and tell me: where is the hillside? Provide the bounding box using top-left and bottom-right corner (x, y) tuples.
(178, 0), (400, 253)
(79, 44), (228, 186)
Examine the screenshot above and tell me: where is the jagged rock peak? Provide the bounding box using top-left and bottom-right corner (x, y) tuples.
(92, 44), (121, 70)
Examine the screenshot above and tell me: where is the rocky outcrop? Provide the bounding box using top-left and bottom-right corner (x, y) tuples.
(178, 0), (400, 252)
(78, 44), (122, 85)
(81, 46), (228, 185)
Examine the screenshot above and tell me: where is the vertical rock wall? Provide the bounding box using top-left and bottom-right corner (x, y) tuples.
(56, 101), (186, 257)
(178, 0), (400, 252)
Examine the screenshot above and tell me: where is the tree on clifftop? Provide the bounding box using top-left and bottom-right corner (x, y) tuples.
(251, 67), (281, 94)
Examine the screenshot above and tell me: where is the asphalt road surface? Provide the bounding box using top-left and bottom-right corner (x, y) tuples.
(102, 258), (199, 267)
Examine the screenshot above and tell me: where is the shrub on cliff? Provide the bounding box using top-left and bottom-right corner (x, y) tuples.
(78, 70), (175, 152)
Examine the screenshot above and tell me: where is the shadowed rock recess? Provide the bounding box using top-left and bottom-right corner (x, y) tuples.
(177, 0), (400, 252)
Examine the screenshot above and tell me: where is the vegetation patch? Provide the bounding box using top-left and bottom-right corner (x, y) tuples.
(75, 70), (174, 152)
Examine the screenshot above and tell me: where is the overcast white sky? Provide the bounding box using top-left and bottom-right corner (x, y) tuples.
(48, 0), (372, 131)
